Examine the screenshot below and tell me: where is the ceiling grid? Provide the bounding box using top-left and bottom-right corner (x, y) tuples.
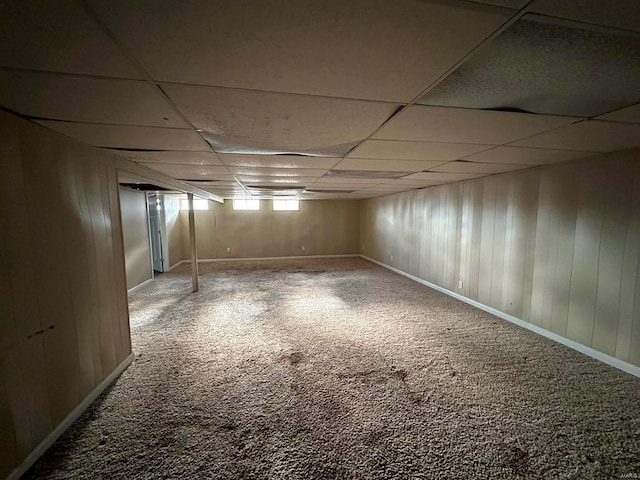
(1, 0), (639, 199)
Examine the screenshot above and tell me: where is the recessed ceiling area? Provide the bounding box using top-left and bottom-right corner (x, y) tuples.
(1, 0), (640, 200)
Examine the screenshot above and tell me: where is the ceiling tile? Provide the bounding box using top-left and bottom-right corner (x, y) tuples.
(305, 185), (372, 191)
(89, 0), (509, 102)
(348, 139), (492, 161)
(462, 146), (596, 165)
(333, 158), (444, 172)
(597, 103), (640, 124)
(373, 106), (578, 144)
(0, 1), (141, 78)
(419, 15), (640, 117)
(360, 184), (416, 191)
(106, 150), (222, 165)
(510, 120), (640, 152)
(402, 172), (489, 182)
(473, 0), (529, 7)
(530, 0), (640, 33)
(228, 167), (327, 177)
(218, 154), (339, 169)
(0, 70), (185, 127)
(235, 177), (316, 185)
(146, 164), (232, 180)
(35, 120), (208, 150)
(161, 84), (399, 153)
(314, 177), (386, 185)
(430, 161), (529, 174)
(379, 179), (442, 187)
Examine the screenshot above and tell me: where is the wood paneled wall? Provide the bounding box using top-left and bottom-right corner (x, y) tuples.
(361, 149), (640, 367)
(119, 187), (152, 289)
(183, 199), (360, 260)
(0, 111), (132, 477)
(164, 194), (184, 269)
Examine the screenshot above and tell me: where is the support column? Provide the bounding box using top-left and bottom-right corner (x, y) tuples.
(187, 193), (199, 293)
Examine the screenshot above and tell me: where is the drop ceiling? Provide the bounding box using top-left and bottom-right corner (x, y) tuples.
(1, 0), (640, 200)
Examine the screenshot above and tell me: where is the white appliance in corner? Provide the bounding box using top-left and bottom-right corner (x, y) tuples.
(147, 193), (169, 275)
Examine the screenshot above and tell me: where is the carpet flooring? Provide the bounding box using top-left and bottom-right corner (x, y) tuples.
(25, 258), (640, 479)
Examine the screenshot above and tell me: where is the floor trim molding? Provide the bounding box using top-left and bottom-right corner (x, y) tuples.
(361, 255), (640, 379)
(127, 277), (154, 294)
(6, 352), (135, 480)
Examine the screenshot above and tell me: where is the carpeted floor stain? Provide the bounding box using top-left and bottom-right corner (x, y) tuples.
(24, 258), (640, 479)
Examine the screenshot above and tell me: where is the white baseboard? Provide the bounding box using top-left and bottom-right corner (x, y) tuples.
(169, 260), (187, 271)
(127, 277), (153, 294)
(7, 353), (135, 480)
(183, 254), (360, 263)
(361, 255), (640, 379)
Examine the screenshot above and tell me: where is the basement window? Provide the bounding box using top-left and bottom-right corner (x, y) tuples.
(233, 199), (260, 211)
(179, 198), (209, 210)
(272, 199), (300, 211)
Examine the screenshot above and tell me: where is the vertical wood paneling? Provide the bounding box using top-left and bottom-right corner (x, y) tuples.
(530, 173), (552, 327)
(592, 159), (634, 356)
(454, 185), (464, 295)
(469, 182), (484, 301)
(419, 192), (432, 282)
(548, 164), (578, 337)
(490, 177), (508, 309)
(478, 177), (497, 306)
(458, 183), (473, 298)
(502, 171), (538, 319)
(74, 157), (104, 386)
(567, 162), (608, 346)
(0, 110), (133, 475)
(624, 163), (640, 365)
(57, 149), (95, 399)
(361, 148), (640, 368)
(520, 171), (540, 323)
(84, 160), (118, 377)
(0, 369), (16, 479)
(23, 133), (81, 425)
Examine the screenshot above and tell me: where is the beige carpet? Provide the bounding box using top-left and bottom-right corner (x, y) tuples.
(25, 258), (640, 479)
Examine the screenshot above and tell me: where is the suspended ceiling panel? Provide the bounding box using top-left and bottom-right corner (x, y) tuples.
(360, 183), (418, 191)
(430, 160), (528, 174)
(474, 0), (529, 7)
(0, 0), (141, 78)
(597, 103), (640, 124)
(314, 177), (387, 185)
(35, 120), (208, 150)
(348, 139), (491, 161)
(0, 70), (185, 127)
(146, 164), (232, 180)
(334, 158), (444, 172)
(462, 146), (596, 165)
(529, 0), (640, 33)
(384, 178), (444, 187)
(307, 184), (381, 191)
(235, 176), (318, 184)
(228, 167), (328, 178)
(218, 154), (339, 170)
(88, 0), (510, 102)
(161, 84), (400, 154)
(403, 172), (488, 182)
(372, 106), (577, 144)
(510, 120), (640, 152)
(418, 15), (640, 117)
(106, 150), (223, 165)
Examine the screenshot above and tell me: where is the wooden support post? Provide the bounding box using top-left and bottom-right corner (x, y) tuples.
(188, 193), (199, 293)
